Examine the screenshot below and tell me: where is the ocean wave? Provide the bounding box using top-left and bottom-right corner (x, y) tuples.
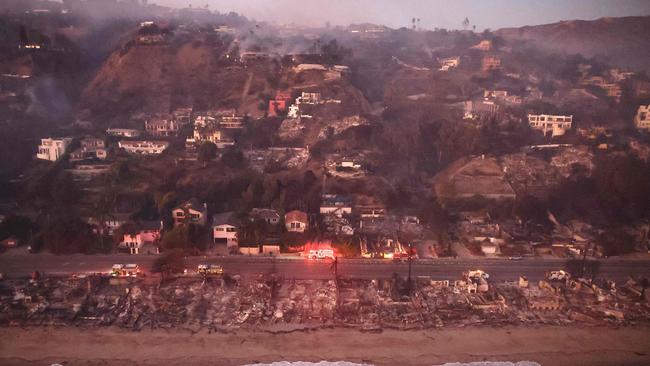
(242, 362), (541, 366)
(242, 362), (371, 366)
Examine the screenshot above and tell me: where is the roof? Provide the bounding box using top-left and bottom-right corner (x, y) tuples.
(321, 194), (352, 206)
(250, 208), (280, 220)
(285, 210), (308, 223)
(212, 211), (238, 227)
(136, 220), (163, 231)
(174, 198), (205, 212)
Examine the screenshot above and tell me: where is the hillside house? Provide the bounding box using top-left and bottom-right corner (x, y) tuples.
(87, 212), (132, 235)
(528, 114), (573, 137)
(81, 136), (105, 150)
(194, 114), (217, 128)
(464, 100), (499, 119)
(212, 211), (239, 248)
(635, 105), (650, 131)
(172, 107), (193, 125)
(300, 91), (322, 105)
(36, 137), (72, 162)
(118, 140), (169, 155)
(320, 194), (353, 217)
(106, 128), (141, 137)
(484, 90), (508, 100)
(285, 210), (308, 233)
(438, 57), (460, 71)
(172, 199), (208, 227)
(145, 115), (180, 137)
(357, 204), (386, 221)
(219, 114), (244, 129)
(471, 40), (493, 51)
(192, 127), (234, 148)
(118, 221), (163, 255)
(249, 208), (281, 225)
(482, 55), (501, 72)
(70, 136), (107, 161)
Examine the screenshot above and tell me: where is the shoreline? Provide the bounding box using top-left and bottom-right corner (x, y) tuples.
(1, 324), (649, 366)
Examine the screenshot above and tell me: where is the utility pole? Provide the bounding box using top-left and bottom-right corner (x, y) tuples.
(407, 241), (413, 292)
(331, 256), (339, 278)
(581, 241), (590, 278)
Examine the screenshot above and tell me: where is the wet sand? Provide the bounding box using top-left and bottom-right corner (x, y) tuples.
(1, 325), (649, 366)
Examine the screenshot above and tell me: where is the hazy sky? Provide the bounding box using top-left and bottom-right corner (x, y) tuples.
(154, 0), (650, 30)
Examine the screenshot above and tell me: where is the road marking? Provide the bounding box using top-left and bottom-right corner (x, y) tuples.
(63, 262), (70, 266)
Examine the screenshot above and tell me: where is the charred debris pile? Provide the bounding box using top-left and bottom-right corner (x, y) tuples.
(1, 272), (648, 332)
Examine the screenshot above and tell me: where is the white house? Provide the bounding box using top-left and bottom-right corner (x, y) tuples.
(36, 137), (73, 162)
(172, 199), (208, 227)
(528, 114), (573, 137)
(212, 211), (239, 248)
(119, 221), (163, 255)
(438, 57), (460, 71)
(285, 210), (308, 233)
(635, 105), (650, 131)
(106, 128), (141, 137)
(118, 140), (169, 155)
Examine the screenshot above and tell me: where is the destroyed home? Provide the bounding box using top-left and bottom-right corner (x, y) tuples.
(249, 208), (281, 225)
(434, 156), (516, 203)
(320, 194), (353, 217)
(70, 136), (107, 161)
(106, 128), (141, 138)
(481, 55), (501, 72)
(172, 107), (193, 125)
(145, 115), (181, 137)
(635, 105), (650, 131)
(528, 114), (573, 137)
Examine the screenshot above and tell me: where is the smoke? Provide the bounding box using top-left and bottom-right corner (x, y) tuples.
(154, 0), (650, 31)
(26, 77), (71, 122)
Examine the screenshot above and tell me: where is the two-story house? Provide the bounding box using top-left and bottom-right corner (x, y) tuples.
(212, 211), (239, 248)
(119, 220), (163, 254)
(36, 137), (72, 161)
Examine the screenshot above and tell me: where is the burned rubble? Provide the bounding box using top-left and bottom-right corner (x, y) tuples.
(1, 272), (648, 332)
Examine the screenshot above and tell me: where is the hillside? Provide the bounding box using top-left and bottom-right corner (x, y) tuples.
(496, 16), (650, 72)
(80, 35), (275, 123)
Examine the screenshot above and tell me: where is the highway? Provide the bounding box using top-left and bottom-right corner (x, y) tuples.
(1, 252), (649, 283)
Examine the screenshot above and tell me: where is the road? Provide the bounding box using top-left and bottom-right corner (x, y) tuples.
(1, 253), (649, 283)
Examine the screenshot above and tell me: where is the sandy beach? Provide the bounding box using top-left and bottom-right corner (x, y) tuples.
(1, 325), (649, 366)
